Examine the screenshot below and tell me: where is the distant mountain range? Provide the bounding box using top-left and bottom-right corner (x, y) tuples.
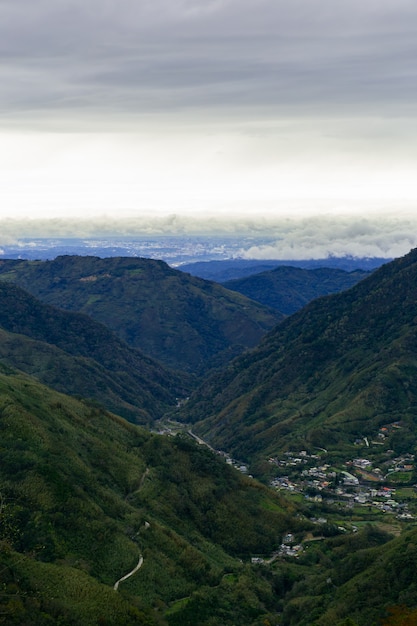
(179, 256), (388, 281)
(222, 266), (370, 314)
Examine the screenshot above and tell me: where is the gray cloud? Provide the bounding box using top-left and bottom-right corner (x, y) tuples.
(1, 0), (417, 230)
(1, 0), (417, 124)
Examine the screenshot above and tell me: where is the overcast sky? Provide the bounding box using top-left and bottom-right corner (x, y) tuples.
(1, 0), (417, 257)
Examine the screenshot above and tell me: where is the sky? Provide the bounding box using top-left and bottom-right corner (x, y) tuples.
(1, 0), (417, 258)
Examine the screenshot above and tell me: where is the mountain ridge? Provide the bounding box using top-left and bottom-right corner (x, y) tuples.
(178, 256), (388, 281)
(0, 255), (282, 374)
(222, 265), (370, 314)
(0, 281), (189, 424)
(2, 249), (417, 624)
(179, 248), (417, 465)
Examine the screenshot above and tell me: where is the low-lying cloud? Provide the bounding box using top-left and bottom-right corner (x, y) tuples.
(1, 214), (416, 261)
(239, 216), (417, 260)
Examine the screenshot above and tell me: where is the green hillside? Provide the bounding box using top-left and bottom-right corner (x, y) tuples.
(222, 266), (369, 314)
(0, 367), (307, 625)
(0, 282), (189, 425)
(2, 250), (417, 624)
(272, 524), (417, 625)
(3, 368), (417, 624)
(179, 249), (417, 464)
(0, 256), (282, 374)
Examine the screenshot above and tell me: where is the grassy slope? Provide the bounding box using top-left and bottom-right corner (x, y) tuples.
(0, 256), (282, 374)
(0, 367), (302, 624)
(179, 249), (417, 462)
(222, 266), (369, 314)
(0, 282), (190, 425)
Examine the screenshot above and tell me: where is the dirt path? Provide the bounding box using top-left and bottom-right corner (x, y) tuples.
(125, 467), (150, 501)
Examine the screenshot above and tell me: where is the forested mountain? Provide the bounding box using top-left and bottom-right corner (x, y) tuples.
(0, 256), (282, 374)
(222, 266), (370, 314)
(179, 248), (417, 465)
(0, 367), (305, 625)
(0, 282), (189, 425)
(278, 525), (417, 625)
(2, 366), (417, 625)
(2, 250), (417, 624)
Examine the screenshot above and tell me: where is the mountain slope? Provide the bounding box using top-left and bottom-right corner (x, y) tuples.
(179, 250), (417, 463)
(0, 256), (282, 374)
(0, 281), (189, 424)
(0, 367), (303, 625)
(277, 525), (417, 625)
(222, 266), (369, 314)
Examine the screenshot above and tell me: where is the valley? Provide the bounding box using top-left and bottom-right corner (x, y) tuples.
(158, 417), (417, 533)
(1, 249), (417, 624)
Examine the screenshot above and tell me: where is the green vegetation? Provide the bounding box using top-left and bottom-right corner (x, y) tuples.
(0, 256), (281, 374)
(223, 266), (369, 314)
(2, 249), (417, 623)
(0, 282), (190, 426)
(180, 248), (417, 466)
(280, 525), (417, 626)
(0, 369), (304, 624)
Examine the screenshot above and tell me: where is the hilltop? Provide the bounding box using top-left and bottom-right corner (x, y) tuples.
(0, 256), (282, 375)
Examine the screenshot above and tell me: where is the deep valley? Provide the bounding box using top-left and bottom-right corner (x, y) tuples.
(1, 249), (417, 625)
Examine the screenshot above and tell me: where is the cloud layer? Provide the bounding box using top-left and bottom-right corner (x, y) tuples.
(0, 215), (416, 261)
(1, 0), (417, 124)
(1, 1), (417, 228)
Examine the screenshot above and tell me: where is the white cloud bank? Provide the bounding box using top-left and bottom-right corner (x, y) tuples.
(0, 214), (416, 261)
(238, 216), (417, 260)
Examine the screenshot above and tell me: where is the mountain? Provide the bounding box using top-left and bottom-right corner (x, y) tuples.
(0, 256), (282, 375)
(2, 367), (417, 625)
(179, 249), (417, 465)
(0, 281), (189, 425)
(222, 266), (370, 314)
(0, 367), (304, 625)
(2, 257), (417, 624)
(178, 257), (387, 282)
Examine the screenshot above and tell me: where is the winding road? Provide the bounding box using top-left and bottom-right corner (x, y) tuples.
(113, 521), (150, 591)
(113, 555), (144, 591)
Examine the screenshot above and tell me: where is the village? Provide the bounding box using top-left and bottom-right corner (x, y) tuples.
(157, 418), (417, 521)
(267, 422), (417, 524)
(157, 417), (417, 562)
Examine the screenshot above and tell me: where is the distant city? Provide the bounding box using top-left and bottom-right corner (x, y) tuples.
(0, 236), (266, 265)
(0, 236), (390, 272)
